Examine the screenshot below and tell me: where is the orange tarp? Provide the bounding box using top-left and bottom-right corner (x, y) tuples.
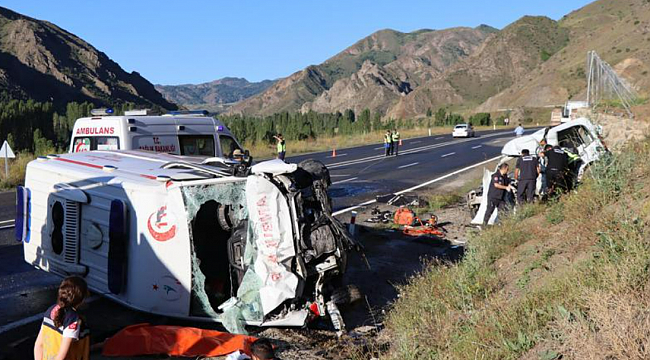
(102, 323), (257, 357)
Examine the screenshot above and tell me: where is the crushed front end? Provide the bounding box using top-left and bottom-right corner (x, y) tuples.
(182, 159), (356, 334)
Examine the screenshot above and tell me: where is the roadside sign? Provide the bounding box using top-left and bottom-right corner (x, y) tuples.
(0, 141), (15, 159)
(1, 140), (15, 178)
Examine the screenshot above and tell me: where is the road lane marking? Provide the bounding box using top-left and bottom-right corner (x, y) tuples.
(332, 155), (503, 216)
(327, 153), (348, 158)
(472, 145), (483, 149)
(398, 162), (419, 169)
(435, 137), (444, 140)
(330, 174), (350, 177)
(373, 146), (384, 150)
(332, 177), (358, 185)
(327, 131), (513, 169)
(0, 225), (15, 230)
(0, 219), (14, 224)
(0, 295), (100, 335)
(410, 141), (421, 144)
(441, 152), (456, 158)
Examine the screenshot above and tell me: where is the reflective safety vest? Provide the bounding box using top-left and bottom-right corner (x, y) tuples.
(277, 140), (286, 153)
(392, 132), (400, 142)
(384, 134), (392, 143)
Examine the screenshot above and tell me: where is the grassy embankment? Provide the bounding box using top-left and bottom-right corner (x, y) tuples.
(378, 139), (650, 359)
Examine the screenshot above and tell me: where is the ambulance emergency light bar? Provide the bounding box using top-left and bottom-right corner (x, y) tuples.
(166, 110), (209, 116)
(90, 108), (114, 116)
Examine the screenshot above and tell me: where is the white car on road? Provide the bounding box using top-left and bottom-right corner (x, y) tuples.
(452, 124), (475, 138)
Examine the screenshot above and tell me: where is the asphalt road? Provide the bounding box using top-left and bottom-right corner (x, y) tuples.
(287, 129), (528, 210)
(0, 127), (533, 355)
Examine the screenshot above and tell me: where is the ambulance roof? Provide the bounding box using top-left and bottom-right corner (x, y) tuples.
(29, 150), (234, 187)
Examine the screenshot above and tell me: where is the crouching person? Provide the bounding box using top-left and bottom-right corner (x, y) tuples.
(483, 163), (513, 225)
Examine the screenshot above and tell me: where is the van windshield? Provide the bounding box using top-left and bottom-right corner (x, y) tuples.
(179, 135), (215, 156)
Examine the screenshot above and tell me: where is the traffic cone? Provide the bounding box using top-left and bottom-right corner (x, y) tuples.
(332, 148), (336, 157)
(399, 139), (403, 146)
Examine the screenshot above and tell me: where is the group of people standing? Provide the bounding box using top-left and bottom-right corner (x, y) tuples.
(483, 139), (578, 225)
(383, 129), (401, 157)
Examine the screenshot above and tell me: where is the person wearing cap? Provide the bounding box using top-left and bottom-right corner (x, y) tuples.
(273, 134), (286, 161)
(515, 149), (540, 203)
(483, 163), (513, 225)
(231, 148), (244, 163)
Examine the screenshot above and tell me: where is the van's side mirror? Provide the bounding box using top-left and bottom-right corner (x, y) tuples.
(595, 125), (603, 135)
(244, 149), (250, 157)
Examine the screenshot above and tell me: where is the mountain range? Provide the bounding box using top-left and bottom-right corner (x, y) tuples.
(2, 0), (649, 119)
(0, 6), (175, 109)
(155, 77), (275, 112)
(227, 0), (649, 119)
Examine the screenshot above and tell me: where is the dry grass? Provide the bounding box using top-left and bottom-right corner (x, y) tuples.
(378, 139), (650, 359)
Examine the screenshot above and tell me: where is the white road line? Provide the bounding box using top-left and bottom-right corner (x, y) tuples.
(472, 145), (483, 149)
(398, 162), (419, 169)
(327, 153), (348, 158)
(332, 155), (503, 216)
(410, 141), (422, 144)
(332, 177), (359, 185)
(373, 147), (384, 150)
(441, 152), (456, 158)
(0, 224), (15, 230)
(330, 174), (350, 177)
(327, 131), (511, 169)
(0, 219), (14, 224)
(0, 295), (101, 335)
(435, 137), (444, 140)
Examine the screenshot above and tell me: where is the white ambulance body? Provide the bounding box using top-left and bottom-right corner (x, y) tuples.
(69, 111), (242, 159)
(18, 150), (352, 330)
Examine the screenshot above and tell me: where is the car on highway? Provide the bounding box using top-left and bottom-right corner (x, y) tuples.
(452, 123), (475, 138)
(17, 150), (355, 332)
(70, 109), (243, 159)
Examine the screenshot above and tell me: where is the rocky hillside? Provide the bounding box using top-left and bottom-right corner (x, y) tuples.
(388, 16), (568, 118)
(478, 0), (650, 112)
(0, 6), (176, 109)
(230, 26), (497, 116)
(155, 77), (275, 112)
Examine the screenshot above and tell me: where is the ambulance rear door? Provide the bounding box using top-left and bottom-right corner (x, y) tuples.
(70, 118), (123, 153)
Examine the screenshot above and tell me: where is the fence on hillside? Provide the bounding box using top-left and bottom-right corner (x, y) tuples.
(586, 50), (638, 119)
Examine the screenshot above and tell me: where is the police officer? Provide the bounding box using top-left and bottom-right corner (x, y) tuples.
(483, 163), (513, 225)
(545, 144), (569, 195)
(391, 129), (400, 156)
(384, 130), (392, 157)
(274, 133), (286, 161)
(515, 149), (540, 204)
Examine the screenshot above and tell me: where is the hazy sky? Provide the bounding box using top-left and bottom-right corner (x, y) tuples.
(3, 0), (593, 85)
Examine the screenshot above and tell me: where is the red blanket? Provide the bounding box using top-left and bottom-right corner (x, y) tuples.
(102, 323), (256, 357)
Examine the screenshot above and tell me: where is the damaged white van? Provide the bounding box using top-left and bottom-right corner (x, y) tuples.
(17, 150), (355, 332)
(470, 118), (607, 224)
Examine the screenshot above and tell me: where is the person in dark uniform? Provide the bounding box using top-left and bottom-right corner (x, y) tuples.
(483, 163), (512, 225)
(544, 144), (569, 196)
(515, 149), (540, 204)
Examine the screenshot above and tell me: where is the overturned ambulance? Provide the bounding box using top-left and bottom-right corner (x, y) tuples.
(17, 150), (355, 333)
